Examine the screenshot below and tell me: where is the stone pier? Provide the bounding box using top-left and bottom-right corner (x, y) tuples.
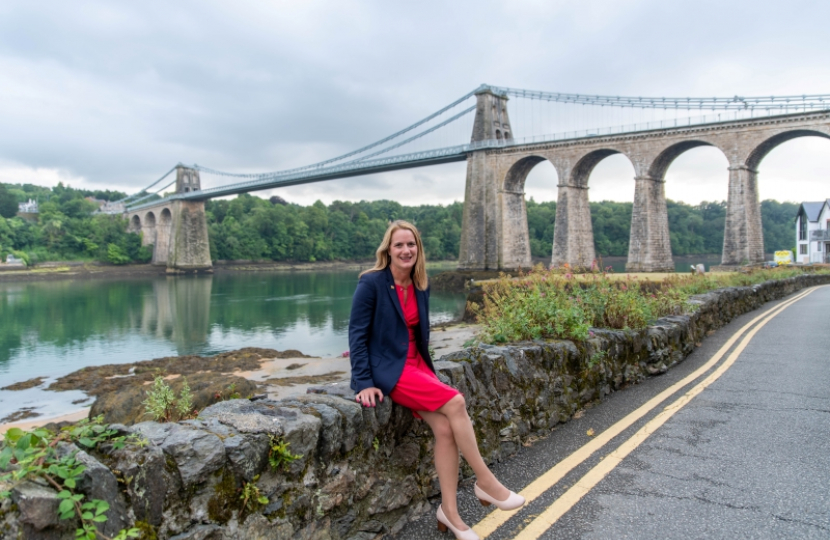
(457, 106), (830, 271)
(124, 166), (212, 271)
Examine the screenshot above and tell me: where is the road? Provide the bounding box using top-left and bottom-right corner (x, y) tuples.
(394, 285), (830, 540)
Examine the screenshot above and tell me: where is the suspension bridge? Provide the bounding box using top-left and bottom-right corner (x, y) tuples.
(117, 84), (830, 271)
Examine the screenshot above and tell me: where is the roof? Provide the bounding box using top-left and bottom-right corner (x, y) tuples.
(798, 200), (828, 222)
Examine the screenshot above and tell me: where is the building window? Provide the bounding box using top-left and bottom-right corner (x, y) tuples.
(799, 214), (808, 240)
(799, 244), (808, 255)
(818, 242), (822, 252)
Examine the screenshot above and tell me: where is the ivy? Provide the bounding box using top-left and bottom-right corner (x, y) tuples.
(0, 416), (144, 540)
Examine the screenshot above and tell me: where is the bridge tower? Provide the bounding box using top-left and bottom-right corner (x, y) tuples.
(458, 88), (532, 270)
(125, 165), (212, 271)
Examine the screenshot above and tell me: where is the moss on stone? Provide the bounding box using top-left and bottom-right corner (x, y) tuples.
(207, 470), (239, 524)
(133, 520), (158, 540)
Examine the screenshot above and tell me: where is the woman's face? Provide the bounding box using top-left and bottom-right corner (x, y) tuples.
(388, 229), (418, 274)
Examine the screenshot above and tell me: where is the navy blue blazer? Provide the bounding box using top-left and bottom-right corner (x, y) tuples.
(348, 266), (435, 395)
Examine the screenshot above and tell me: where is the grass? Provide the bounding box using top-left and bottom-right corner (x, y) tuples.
(472, 265), (829, 344)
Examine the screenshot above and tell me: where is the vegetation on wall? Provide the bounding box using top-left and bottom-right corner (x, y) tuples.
(0, 182), (798, 264)
(474, 265), (829, 344)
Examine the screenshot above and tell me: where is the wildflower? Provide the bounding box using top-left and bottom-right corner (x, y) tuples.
(341, 351), (350, 358)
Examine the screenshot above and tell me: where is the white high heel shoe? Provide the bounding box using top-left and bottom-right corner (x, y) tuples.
(436, 505), (479, 540)
(474, 482), (526, 511)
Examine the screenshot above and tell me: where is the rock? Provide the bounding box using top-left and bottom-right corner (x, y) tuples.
(109, 443), (174, 526)
(132, 423), (226, 488)
(273, 407), (322, 474)
(199, 399), (285, 435)
(90, 373), (258, 426)
(293, 517), (332, 540)
(10, 481), (60, 531)
(234, 513), (294, 539)
(296, 394), (363, 453)
(223, 432), (270, 481)
(63, 447), (130, 537)
(285, 400), (342, 458)
(366, 476), (419, 515)
(168, 523), (223, 540)
(390, 441), (420, 470)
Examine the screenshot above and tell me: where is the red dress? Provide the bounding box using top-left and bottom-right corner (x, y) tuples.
(388, 284), (460, 418)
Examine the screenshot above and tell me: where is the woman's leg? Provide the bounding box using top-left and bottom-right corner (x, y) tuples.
(436, 395), (511, 501)
(419, 410), (469, 530)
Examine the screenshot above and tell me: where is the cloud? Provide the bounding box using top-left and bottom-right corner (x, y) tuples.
(0, 0), (828, 205)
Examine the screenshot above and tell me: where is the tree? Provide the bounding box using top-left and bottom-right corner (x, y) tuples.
(0, 184), (18, 218)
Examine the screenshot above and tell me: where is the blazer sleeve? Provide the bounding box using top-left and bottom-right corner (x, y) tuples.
(348, 275), (376, 392)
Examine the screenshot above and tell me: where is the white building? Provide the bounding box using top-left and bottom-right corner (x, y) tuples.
(18, 199), (38, 213)
(795, 199), (830, 264)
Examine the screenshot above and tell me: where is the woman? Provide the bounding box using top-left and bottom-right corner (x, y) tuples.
(349, 220), (524, 540)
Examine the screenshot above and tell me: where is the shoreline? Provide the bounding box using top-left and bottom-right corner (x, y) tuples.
(0, 259), (463, 283)
(0, 322), (481, 436)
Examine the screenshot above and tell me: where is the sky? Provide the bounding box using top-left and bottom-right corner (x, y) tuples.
(1, 0), (828, 208)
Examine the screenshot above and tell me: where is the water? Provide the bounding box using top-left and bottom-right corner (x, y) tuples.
(0, 255), (732, 421)
(0, 269), (467, 398)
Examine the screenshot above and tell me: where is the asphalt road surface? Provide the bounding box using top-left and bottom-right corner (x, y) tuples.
(394, 284), (830, 540)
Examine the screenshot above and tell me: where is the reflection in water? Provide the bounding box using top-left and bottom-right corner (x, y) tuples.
(0, 270), (467, 386)
(142, 277), (213, 352)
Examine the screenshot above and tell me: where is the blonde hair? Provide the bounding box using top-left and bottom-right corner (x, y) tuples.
(359, 220), (428, 290)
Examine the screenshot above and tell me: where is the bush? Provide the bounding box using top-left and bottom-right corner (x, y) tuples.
(106, 243), (131, 265)
(474, 266), (828, 344)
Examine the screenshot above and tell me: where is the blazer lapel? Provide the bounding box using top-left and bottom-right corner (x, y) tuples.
(415, 287), (428, 341)
(384, 267), (406, 325)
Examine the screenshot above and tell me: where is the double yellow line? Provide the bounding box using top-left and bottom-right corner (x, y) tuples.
(474, 286), (818, 539)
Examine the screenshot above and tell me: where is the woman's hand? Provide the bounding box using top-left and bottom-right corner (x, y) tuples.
(355, 387), (384, 408)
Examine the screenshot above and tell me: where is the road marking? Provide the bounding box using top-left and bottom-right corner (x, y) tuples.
(509, 286), (817, 540)
(473, 287), (815, 539)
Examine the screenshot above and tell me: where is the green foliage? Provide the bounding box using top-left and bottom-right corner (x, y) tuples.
(205, 195), (463, 262)
(0, 177), (802, 264)
(143, 375), (196, 422)
(10, 249), (30, 266)
(474, 266), (827, 344)
(106, 243), (131, 265)
(240, 476), (268, 512)
(0, 183), (17, 218)
(526, 199), (796, 258)
(0, 416), (143, 540)
(268, 435), (302, 472)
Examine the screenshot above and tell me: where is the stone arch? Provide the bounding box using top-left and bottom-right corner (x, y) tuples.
(570, 149), (625, 187)
(141, 211), (157, 247)
(495, 129), (502, 140)
(503, 155), (549, 193)
(129, 215), (141, 232)
(746, 129), (830, 170)
(495, 156), (554, 270)
(648, 140), (725, 180)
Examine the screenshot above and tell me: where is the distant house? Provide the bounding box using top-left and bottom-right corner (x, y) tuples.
(795, 199), (830, 264)
(18, 199), (38, 213)
(16, 199), (39, 222)
(97, 201), (126, 215)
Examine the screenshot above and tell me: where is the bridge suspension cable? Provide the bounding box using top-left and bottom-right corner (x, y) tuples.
(117, 166), (177, 204)
(193, 88), (480, 180)
(486, 85), (830, 111)
(126, 83), (830, 206)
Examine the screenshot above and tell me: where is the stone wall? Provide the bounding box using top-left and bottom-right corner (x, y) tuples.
(3, 274), (829, 540)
